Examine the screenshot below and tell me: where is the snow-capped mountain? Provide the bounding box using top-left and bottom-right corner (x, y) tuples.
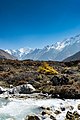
(5, 34), (80, 61)
(5, 48), (33, 60)
(0, 49), (16, 60)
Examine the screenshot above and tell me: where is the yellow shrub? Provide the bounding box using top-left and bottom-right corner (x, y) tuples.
(38, 62), (58, 75)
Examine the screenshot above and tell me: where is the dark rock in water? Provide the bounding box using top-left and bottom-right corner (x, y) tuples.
(40, 106), (51, 111)
(78, 104), (80, 110)
(39, 106), (45, 110)
(46, 107), (51, 110)
(66, 111), (74, 119)
(73, 111), (80, 118)
(42, 111), (46, 116)
(66, 111), (80, 120)
(25, 115), (40, 120)
(54, 110), (61, 115)
(50, 76), (69, 86)
(41, 109), (52, 116)
(60, 107), (65, 111)
(50, 115), (56, 120)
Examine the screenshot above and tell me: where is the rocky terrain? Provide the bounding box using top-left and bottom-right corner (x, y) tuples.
(0, 59), (80, 120)
(0, 59), (80, 99)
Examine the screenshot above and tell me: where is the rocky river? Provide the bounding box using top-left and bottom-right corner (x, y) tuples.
(0, 94), (80, 120)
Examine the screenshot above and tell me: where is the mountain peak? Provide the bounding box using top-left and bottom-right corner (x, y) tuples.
(19, 48), (27, 53)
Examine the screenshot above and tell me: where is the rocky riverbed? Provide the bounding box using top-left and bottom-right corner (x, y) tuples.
(0, 96), (80, 120)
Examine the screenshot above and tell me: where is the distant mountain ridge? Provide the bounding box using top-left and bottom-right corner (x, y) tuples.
(5, 48), (32, 60)
(5, 34), (80, 61)
(0, 49), (15, 60)
(63, 51), (80, 62)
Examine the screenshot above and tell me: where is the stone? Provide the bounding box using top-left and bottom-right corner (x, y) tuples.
(50, 115), (56, 120)
(42, 111), (46, 116)
(66, 111), (80, 120)
(60, 107), (65, 111)
(25, 115), (40, 120)
(10, 84), (36, 94)
(50, 76), (60, 86)
(73, 111), (80, 118)
(78, 104), (80, 110)
(46, 107), (51, 110)
(54, 110), (61, 115)
(42, 110), (52, 116)
(39, 106), (45, 110)
(66, 111), (74, 120)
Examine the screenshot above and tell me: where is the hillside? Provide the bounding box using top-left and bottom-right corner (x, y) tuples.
(64, 51), (80, 62)
(0, 49), (16, 60)
(0, 59), (80, 99)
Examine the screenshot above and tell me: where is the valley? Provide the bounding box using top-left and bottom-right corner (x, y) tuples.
(0, 59), (80, 120)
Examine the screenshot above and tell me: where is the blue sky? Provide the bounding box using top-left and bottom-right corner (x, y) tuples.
(0, 0), (80, 49)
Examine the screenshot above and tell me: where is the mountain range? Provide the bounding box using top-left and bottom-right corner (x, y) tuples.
(0, 49), (15, 60)
(5, 34), (80, 61)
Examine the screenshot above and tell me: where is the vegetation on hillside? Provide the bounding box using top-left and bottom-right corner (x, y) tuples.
(38, 62), (58, 75)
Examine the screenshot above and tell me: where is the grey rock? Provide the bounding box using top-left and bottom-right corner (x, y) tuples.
(10, 84), (36, 94)
(78, 104), (80, 110)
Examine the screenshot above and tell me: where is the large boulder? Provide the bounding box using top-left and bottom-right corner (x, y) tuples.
(10, 84), (36, 94)
(50, 76), (69, 86)
(60, 76), (69, 85)
(50, 76), (60, 86)
(66, 111), (74, 120)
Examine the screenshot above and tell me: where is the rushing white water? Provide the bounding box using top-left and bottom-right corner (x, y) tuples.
(0, 97), (80, 120)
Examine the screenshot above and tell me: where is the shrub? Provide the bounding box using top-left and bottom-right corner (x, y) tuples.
(37, 62), (58, 75)
(36, 74), (43, 80)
